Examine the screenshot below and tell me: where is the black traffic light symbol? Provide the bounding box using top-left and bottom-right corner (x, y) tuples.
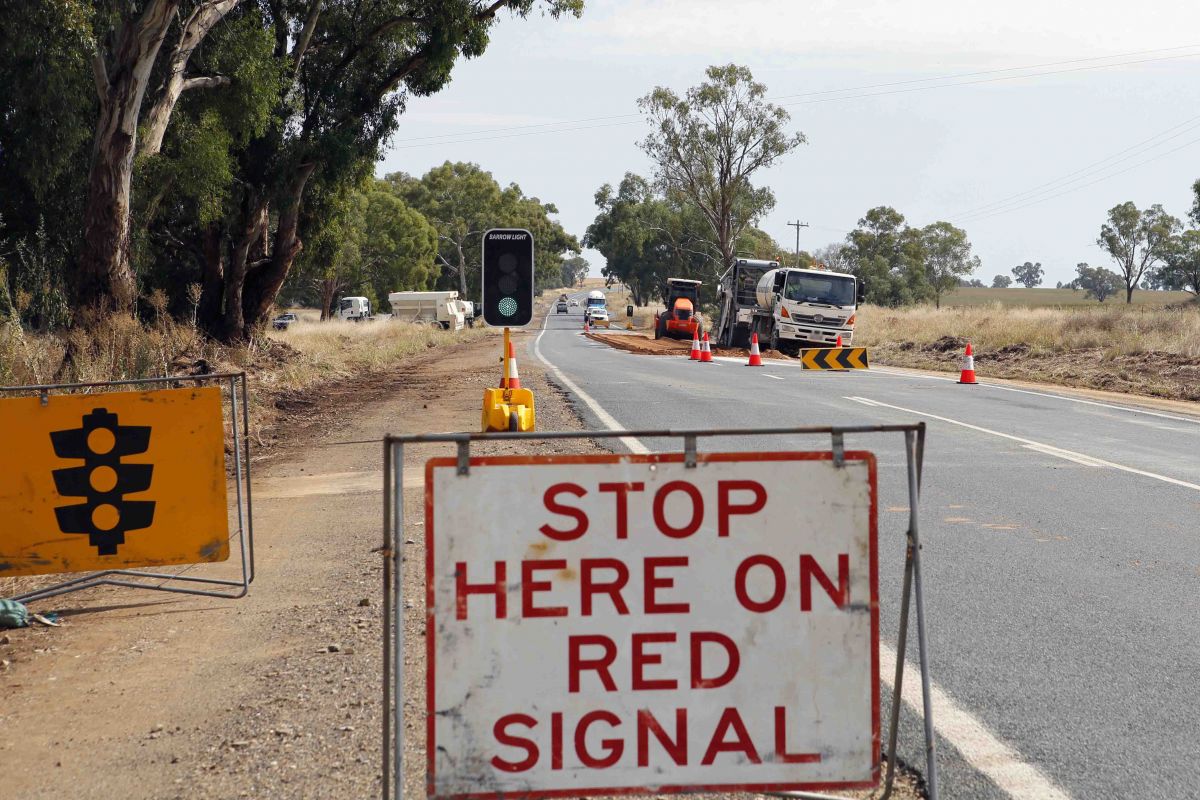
(482, 228), (534, 327)
(50, 408), (155, 556)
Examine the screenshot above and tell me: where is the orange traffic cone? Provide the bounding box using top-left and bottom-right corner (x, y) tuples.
(835, 334), (843, 348)
(746, 333), (763, 366)
(957, 342), (978, 385)
(505, 340), (522, 391)
(689, 329), (702, 360)
(700, 332), (714, 363)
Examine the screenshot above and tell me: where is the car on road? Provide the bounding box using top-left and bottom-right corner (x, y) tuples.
(568, 298), (579, 307)
(556, 300), (568, 313)
(272, 312), (299, 330)
(585, 306), (609, 326)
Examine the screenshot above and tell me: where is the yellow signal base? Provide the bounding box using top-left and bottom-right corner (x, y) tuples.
(481, 387), (536, 432)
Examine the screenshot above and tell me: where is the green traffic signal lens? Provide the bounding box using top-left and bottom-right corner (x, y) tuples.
(498, 297), (518, 317)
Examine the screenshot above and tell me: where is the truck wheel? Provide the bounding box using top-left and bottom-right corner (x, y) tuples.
(769, 329), (780, 353)
(508, 411), (520, 432)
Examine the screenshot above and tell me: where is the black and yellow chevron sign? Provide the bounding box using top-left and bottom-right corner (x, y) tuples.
(799, 347), (869, 370)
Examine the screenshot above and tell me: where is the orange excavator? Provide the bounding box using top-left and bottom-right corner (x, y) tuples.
(653, 278), (703, 340)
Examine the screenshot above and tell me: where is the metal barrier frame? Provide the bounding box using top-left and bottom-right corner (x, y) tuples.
(2, 372), (255, 604)
(382, 422), (937, 800)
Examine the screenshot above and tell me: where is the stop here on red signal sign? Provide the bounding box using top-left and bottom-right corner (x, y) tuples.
(424, 451), (879, 799)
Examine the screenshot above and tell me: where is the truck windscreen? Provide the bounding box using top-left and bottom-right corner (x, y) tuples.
(784, 273), (855, 307)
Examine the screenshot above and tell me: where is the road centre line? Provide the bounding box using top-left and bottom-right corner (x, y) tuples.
(844, 396), (1200, 492)
(762, 373), (784, 380)
(1021, 443), (1107, 467)
(879, 645), (1072, 800)
(535, 321), (1063, 798)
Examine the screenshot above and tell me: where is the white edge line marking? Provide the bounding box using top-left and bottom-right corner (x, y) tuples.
(846, 396), (1200, 492)
(537, 331), (1069, 798)
(880, 645), (1072, 800)
(762, 373), (785, 380)
(1021, 443), (1106, 468)
(534, 316), (649, 455)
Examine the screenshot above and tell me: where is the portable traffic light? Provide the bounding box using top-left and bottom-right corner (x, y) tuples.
(481, 228), (534, 327)
(51, 408), (155, 556)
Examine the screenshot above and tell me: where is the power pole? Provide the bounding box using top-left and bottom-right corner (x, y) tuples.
(787, 220), (809, 266)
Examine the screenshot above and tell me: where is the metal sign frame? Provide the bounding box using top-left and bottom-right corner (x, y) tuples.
(381, 422), (937, 800)
(1, 372), (255, 604)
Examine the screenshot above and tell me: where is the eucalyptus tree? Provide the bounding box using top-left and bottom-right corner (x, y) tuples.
(638, 64), (804, 281)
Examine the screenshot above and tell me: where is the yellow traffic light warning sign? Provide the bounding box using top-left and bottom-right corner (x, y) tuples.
(0, 386), (230, 577)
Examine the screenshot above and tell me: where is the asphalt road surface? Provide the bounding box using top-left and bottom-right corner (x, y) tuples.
(536, 294), (1200, 800)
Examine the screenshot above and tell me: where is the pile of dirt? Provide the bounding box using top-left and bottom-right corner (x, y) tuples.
(586, 332), (792, 361)
(873, 340), (1200, 402)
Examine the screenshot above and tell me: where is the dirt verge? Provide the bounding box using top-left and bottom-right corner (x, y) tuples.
(872, 337), (1200, 402)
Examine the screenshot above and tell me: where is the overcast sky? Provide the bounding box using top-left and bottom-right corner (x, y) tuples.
(377, 1), (1200, 287)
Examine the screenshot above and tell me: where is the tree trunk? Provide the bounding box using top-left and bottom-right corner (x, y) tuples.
(196, 222), (225, 334)
(142, 1), (239, 157)
(1126, 285), (1134, 303)
(241, 164), (317, 337)
(455, 240), (468, 297)
(220, 190), (267, 340)
(320, 278), (339, 320)
(78, 0), (181, 313)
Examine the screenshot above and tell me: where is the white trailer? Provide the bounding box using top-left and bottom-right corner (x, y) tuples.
(388, 291), (465, 330)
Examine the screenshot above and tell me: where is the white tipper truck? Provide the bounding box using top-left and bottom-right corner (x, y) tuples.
(713, 258), (865, 355)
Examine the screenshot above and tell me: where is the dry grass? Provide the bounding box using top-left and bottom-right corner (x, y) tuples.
(857, 302), (1200, 401)
(265, 318), (489, 390)
(857, 302), (1200, 358)
(944, 286), (1194, 307)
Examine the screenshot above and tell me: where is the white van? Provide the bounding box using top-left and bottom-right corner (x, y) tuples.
(388, 291), (465, 330)
(337, 296), (372, 321)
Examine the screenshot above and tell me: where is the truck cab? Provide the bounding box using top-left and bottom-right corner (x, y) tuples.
(758, 267), (864, 353)
(584, 290), (609, 327)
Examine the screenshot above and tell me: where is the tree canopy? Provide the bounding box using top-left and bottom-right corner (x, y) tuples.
(637, 64), (804, 281)
(1096, 202), (1179, 304)
(1011, 261), (1043, 288)
(0, 0), (584, 340)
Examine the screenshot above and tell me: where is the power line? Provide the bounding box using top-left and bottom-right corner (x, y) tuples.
(779, 51), (1200, 109)
(954, 135), (1200, 223)
(950, 113), (1200, 218)
(393, 45), (1200, 149)
(952, 116), (1200, 220)
(771, 43), (1200, 101)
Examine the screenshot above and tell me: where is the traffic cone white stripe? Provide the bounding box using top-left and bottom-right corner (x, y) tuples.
(506, 341), (522, 390)
(958, 342), (978, 384)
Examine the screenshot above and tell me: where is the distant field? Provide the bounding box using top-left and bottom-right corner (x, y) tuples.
(945, 286), (1193, 307)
